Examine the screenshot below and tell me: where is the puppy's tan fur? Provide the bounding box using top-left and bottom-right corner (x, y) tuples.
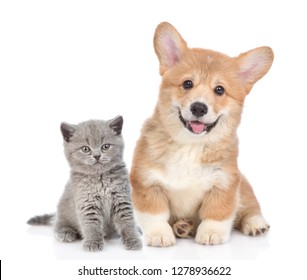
(131, 22), (273, 246)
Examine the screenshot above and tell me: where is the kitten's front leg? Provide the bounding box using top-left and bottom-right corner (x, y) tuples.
(77, 200), (105, 252)
(112, 198), (142, 250)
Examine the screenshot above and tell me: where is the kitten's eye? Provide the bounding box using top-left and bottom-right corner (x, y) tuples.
(81, 146), (91, 153)
(214, 86), (225, 96)
(101, 144), (111, 151)
(183, 80), (193, 90)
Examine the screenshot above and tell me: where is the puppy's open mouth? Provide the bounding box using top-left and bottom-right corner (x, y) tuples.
(178, 110), (220, 134)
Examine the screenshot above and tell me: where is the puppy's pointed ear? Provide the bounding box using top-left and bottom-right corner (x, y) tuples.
(154, 22), (188, 75)
(109, 115), (123, 135)
(61, 122), (76, 142)
(237, 46), (274, 92)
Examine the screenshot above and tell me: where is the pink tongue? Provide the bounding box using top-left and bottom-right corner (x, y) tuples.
(190, 121), (205, 134)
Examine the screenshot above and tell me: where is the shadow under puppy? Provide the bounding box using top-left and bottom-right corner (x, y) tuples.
(130, 22), (274, 246)
(28, 116), (142, 251)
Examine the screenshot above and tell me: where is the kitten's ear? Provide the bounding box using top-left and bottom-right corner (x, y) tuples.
(236, 46), (274, 93)
(109, 115), (123, 135)
(154, 22), (188, 75)
(60, 122), (76, 142)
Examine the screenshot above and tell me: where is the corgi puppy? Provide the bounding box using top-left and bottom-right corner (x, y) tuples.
(130, 22), (274, 246)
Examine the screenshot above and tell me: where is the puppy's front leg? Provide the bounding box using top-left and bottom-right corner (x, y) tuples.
(196, 182), (238, 245)
(132, 185), (176, 247)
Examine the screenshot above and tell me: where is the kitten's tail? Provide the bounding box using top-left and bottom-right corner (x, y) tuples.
(27, 213), (55, 225)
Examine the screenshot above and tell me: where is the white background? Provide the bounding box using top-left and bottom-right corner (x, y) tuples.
(1, 0), (307, 279)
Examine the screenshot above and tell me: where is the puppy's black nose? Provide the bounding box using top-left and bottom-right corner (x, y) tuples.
(190, 102), (208, 117)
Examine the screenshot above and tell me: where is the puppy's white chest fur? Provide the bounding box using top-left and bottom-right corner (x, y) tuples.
(154, 144), (227, 189)
(148, 144), (229, 218)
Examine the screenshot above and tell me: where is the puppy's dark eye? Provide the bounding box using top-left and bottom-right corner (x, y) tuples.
(214, 86), (225, 96)
(101, 144), (110, 151)
(183, 80), (193, 90)
(81, 146), (91, 153)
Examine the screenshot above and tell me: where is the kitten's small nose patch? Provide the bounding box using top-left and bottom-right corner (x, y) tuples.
(94, 155), (101, 161)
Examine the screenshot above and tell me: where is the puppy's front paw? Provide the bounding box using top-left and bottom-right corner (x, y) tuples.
(242, 215), (270, 236)
(83, 239), (105, 252)
(145, 224), (176, 247)
(195, 219), (232, 245)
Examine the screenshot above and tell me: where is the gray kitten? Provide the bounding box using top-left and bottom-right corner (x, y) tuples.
(28, 116), (142, 251)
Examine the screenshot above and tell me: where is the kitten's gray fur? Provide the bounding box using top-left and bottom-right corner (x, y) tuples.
(28, 116), (142, 251)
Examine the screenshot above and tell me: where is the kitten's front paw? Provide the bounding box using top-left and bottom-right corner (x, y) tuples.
(145, 224), (176, 247)
(195, 219), (232, 245)
(242, 215), (270, 236)
(83, 239), (105, 252)
(55, 227), (78, 242)
(123, 237), (143, 250)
